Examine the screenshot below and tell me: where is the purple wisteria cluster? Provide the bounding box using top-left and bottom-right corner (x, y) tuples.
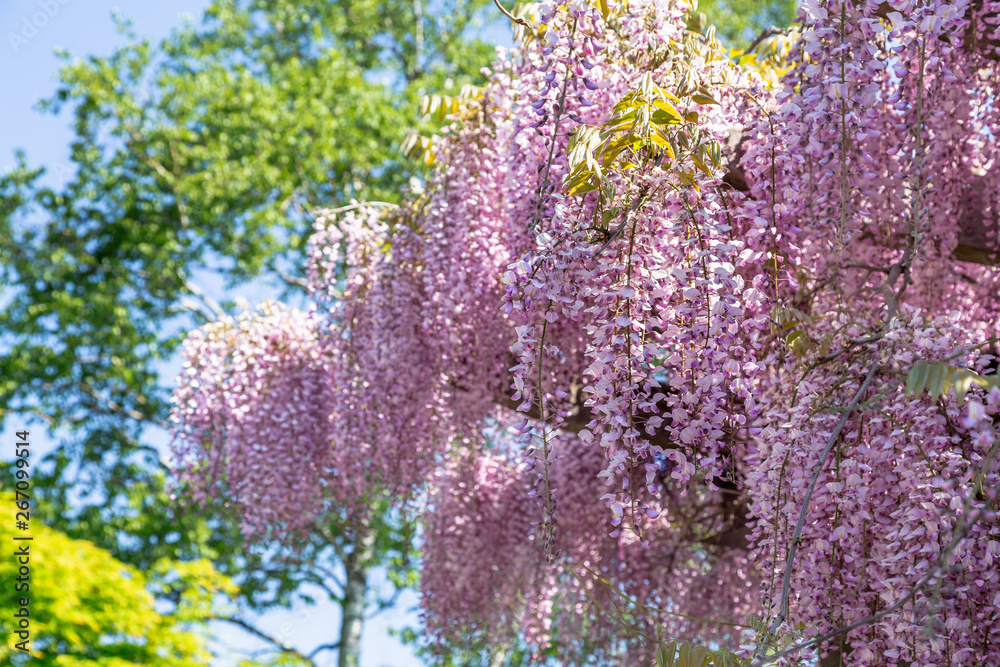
(171, 0), (1000, 663)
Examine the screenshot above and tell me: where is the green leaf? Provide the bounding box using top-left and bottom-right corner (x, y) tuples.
(907, 360), (999, 401)
(656, 641), (677, 667)
(653, 98), (684, 121)
(786, 329), (806, 354)
(651, 127), (677, 160)
(678, 642), (711, 667)
(568, 126), (604, 170)
(927, 362), (953, 399)
(565, 170), (598, 196)
(601, 181), (618, 203)
(907, 361), (931, 397)
(612, 90), (642, 115)
(691, 153), (713, 177)
(651, 109), (684, 126)
(691, 93), (720, 105)
(951, 369), (976, 402)
(679, 171), (700, 190)
(600, 207), (618, 228)
(707, 140), (723, 167)
(640, 72), (656, 98)
(604, 110), (640, 133)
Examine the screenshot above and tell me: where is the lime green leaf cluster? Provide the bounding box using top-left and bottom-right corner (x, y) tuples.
(0, 495), (235, 666)
(650, 613), (804, 666)
(401, 84), (485, 165)
(770, 304), (814, 357)
(236, 657), (312, 667)
(564, 71), (723, 201)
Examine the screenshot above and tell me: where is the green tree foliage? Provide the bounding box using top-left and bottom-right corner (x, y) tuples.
(0, 0), (490, 662)
(0, 496), (235, 666)
(696, 0), (798, 48)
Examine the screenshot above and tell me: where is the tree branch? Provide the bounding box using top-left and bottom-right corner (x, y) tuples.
(211, 615), (316, 667)
(745, 26), (785, 55)
(496, 378), (678, 452)
(76, 382), (170, 430)
(767, 365), (880, 635)
(182, 279), (226, 321)
(279, 271), (312, 291)
(756, 490), (991, 665)
(494, 381), (756, 550)
(308, 641), (341, 660)
(365, 588), (404, 620)
(491, 0), (530, 29)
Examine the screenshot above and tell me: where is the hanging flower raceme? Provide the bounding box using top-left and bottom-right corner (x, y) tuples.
(170, 302), (335, 539)
(736, 0), (1000, 662)
(309, 206), (450, 499)
(747, 311), (1000, 664)
(419, 451), (542, 651)
(420, 434), (758, 663)
(497, 0), (780, 546)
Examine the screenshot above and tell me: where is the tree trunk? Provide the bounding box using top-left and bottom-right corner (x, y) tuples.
(338, 526), (375, 667)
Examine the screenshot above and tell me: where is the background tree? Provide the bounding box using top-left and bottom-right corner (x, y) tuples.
(0, 0), (492, 663)
(697, 0), (797, 47)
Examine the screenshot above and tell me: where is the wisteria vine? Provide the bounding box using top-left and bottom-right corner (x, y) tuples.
(171, 0), (1000, 664)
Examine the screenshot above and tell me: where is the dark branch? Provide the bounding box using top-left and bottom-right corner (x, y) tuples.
(212, 616), (316, 667)
(723, 142), (999, 266)
(308, 641), (341, 660)
(494, 383), (754, 550)
(768, 365), (880, 635)
(496, 380), (677, 452)
(491, 0), (531, 29)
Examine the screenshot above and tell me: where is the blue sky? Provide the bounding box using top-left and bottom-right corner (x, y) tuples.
(1, 1), (210, 174)
(0, 2), (446, 665)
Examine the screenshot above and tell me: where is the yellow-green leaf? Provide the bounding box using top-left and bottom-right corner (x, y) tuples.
(656, 641), (677, 667)
(691, 153), (713, 177)
(679, 171), (700, 190)
(691, 93), (720, 105)
(653, 98), (684, 121)
(952, 369), (976, 402)
(678, 642), (711, 667)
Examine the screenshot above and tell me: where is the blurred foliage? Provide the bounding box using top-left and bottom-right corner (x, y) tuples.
(695, 0), (798, 48)
(0, 495), (235, 666)
(236, 658), (311, 667)
(729, 27), (800, 88)
(0, 0), (492, 659)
